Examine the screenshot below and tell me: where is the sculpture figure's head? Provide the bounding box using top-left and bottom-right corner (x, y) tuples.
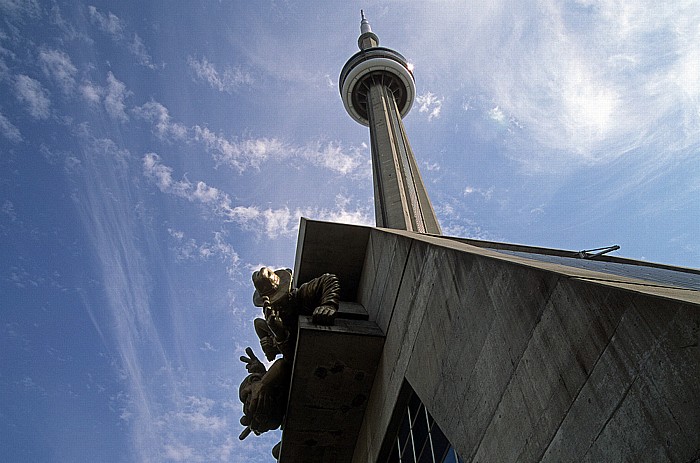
(252, 267), (292, 307)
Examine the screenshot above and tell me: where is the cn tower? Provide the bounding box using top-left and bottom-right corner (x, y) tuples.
(340, 11), (442, 235)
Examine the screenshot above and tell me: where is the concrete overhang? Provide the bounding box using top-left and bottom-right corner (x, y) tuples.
(279, 219), (382, 462)
(279, 219), (699, 461)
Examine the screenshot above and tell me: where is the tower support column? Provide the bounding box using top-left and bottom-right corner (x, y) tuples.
(366, 82), (441, 234)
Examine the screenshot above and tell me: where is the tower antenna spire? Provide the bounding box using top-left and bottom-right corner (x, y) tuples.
(357, 9), (378, 49)
(360, 9), (370, 32)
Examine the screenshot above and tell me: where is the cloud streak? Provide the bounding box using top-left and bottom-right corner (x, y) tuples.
(88, 5), (157, 68)
(143, 153), (372, 237)
(187, 56), (253, 93)
(14, 74), (50, 119)
(416, 91), (443, 120)
(133, 98), (368, 176)
(408, 0), (700, 168)
(194, 125), (367, 176)
(105, 72), (130, 121)
(39, 48), (77, 94)
(0, 111), (22, 142)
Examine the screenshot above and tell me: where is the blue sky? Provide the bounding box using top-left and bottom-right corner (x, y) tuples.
(0, 1), (698, 461)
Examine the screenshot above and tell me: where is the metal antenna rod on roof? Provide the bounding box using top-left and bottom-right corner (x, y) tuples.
(577, 245), (620, 259)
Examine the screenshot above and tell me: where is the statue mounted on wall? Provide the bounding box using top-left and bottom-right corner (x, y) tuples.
(237, 347), (290, 459)
(238, 267), (341, 458)
(251, 267), (340, 360)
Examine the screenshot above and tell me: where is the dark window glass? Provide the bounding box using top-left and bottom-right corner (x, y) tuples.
(387, 440), (400, 463)
(430, 418), (450, 462)
(417, 437), (434, 463)
(408, 390), (421, 420)
(398, 410), (411, 453)
(412, 406), (429, 456)
(383, 382), (462, 463)
(402, 439), (416, 463)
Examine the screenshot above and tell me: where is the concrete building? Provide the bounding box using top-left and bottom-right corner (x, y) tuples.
(276, 14), (700, 463)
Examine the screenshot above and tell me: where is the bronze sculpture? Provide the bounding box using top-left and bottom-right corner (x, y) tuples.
(238, 267), (340, 458)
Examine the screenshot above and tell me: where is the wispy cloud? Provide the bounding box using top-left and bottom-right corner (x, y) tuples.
(133, 98), (367, 176)
(79, 81), (103, 106)
(88, 6), (157, 68)
(72, 132), (175, 461)
(416, 91), (443, 120)
(408, 1), (700, 168)
(128, 33), (156, 69)
(88, 5), (124, 39)
(39, 48), (77, 94)
(14, 74), (50, 119)
(143, 154), (372, 238)
(105, 72), (130, 121)
(0, 111), (22, 142)
(0, 0), (40, 19)
(133, 101), (187, 140)
(187, 56), (253, 93)
(463, 185), (494, 201)
(487, 106), (505, 124)
(167, 229), (240, 280)
(194, 125), (367, 176)
(50, 4), (93, 43)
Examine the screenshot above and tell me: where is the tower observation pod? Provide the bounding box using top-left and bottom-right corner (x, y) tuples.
(339, 11), (441, 235)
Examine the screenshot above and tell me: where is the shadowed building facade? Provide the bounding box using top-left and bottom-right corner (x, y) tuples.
(275, 14), (700, 463)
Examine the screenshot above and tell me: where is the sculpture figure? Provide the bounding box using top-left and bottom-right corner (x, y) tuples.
(251, 267), (340, 360)
(238, 347), (291, 438)
(238, 267), (341, 458)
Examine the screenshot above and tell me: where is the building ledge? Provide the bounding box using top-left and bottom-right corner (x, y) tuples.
(278, 316), (384, 462)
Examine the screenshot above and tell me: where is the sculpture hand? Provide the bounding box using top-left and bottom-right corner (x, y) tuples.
(262, 295), (272, 318)
(247, 380), (272, 418)
(239, 347), (266, 375)
(266, 313), (288, 341)
(312, 305), (337, 325)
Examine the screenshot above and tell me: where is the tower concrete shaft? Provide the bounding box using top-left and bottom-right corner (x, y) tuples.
(366, 80), (441, 233)
(340, 13), (441, 235)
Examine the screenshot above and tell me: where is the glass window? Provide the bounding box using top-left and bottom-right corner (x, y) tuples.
(384, 382), (462, 463)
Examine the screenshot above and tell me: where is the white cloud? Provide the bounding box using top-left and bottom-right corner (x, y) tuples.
(88, 5), (124, 39)
(0, 0), (40, 19)
(407, 0), (700, 167)
(143, 153), (190, 196)
(194, 126), (284, 172)
(416, 91), (443, 120)
(104, 72), (130, 121)
(79, 81), (103, 106)
(14, 75), (50, 119)
(194, 125), (366, 176)
(163, 442), (198, 462)
(167, 229), (240, 278)
(2, 199), (16, 221)
(133, 101), (187, 140)
(39, 48), (77, 94)
(144, 154), (372, 238)
(50, 5), (92, 43)
(0, 112), (22, 142)
(424, 161), (440, 171)
(187, 56), (253, 93)
(89, 6), (157, 68)
(128, 34), (156, 69)
(300, 141), (365, 176)
(488, 106), (506, 124)
(463, 185), (494, 201)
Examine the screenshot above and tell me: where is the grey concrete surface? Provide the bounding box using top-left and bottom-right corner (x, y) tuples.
(353, 227), (699, 463)
(283, 220), (700, 463)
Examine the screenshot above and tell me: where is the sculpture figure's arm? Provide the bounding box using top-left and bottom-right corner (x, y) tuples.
(295, 273), (340, 325)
